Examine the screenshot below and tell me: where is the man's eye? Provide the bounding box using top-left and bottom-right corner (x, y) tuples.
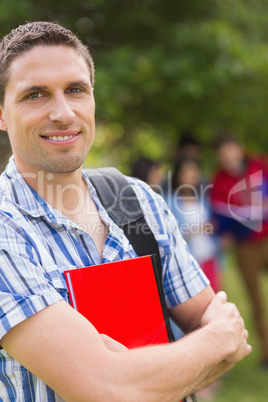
(28, 92), (42, 99)
(68, 88), (83, 93)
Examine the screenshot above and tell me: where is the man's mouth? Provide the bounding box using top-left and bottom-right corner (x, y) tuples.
(45, 134), (76, 141)
(41, 130), (80, 143)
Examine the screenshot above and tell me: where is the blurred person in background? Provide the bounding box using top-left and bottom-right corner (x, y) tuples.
(211, 135), (268, 368)
(174, 131), (202, 163)
(165, 157), (223, 294)
(163, 131), (204, 195)
(164, 157), (224, 398)
(131, 157), (164, 194)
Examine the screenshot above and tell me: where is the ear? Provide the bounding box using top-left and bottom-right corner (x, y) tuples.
(0, 106), (7, 131)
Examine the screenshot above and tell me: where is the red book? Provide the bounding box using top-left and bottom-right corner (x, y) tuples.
(64, 255), (173, 348)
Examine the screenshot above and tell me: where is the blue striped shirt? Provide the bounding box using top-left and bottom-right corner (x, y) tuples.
(0, 157), (209, 401)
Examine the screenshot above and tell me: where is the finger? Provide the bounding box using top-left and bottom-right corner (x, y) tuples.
(246, 344), (252, 355)
(228, 302), (241, 317)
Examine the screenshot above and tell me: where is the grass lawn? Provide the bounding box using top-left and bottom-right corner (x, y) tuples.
(201, 252), (268, 402)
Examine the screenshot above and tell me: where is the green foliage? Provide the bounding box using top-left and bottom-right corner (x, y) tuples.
(211, 252), (268, 401)
(1, 0), (268, 170)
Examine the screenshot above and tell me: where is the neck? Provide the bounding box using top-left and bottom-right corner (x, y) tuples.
(21, 167), (88, 216)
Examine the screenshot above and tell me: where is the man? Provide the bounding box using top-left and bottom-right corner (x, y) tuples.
(211, 135), (268, 368)
(0, 21), (251, 401)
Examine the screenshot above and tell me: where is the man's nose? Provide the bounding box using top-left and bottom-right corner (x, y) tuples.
(48, 93), (75, 124)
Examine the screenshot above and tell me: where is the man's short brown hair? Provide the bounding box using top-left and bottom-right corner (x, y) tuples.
(0, 21), (95, 105)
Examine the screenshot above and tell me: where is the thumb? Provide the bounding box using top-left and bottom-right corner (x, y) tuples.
(215, 290), (227, 303)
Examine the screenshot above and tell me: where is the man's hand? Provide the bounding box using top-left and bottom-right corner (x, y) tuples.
(200, 291), (252, 363)
(200, 291), (228, 326)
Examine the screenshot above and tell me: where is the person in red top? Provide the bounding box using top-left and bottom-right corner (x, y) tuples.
(211, 136), (268, 367)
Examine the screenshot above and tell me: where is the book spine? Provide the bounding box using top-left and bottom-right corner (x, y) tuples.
(65, 272), (78, 310)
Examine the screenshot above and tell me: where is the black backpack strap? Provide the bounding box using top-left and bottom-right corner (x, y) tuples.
(85, 167), (163, 279)
(85, 167), (174, 342)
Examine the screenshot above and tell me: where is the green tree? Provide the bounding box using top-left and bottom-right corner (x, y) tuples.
(1, 0), (268, 171)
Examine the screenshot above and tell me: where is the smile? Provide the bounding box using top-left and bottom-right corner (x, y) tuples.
(46, 135), (76, 141)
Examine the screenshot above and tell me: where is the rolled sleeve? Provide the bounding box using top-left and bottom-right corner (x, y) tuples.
(0, 212), (67, 339)
(0, 288), (63, 339)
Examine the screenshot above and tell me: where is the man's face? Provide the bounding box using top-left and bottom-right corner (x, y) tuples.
(0, 45), (95, 176)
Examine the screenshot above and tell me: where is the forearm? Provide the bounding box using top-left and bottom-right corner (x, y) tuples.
(86, 325), (236, 402)
(168, 286), (215, 334)
(191, 360), (234, 394)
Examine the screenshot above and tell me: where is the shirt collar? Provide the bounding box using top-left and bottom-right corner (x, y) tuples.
(0, 157), (71, 222)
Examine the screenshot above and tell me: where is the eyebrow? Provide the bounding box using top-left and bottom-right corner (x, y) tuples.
(19, 85), (49, 96)
(67, 80), (92, 88)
